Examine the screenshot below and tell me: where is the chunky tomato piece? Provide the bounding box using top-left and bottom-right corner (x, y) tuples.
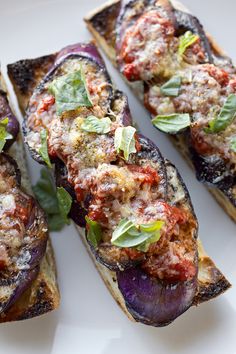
(190, 127), (214, 156)
(203, 65), (229, 86)
(127, 164), (160, 185)
(37, 95), (55, 114)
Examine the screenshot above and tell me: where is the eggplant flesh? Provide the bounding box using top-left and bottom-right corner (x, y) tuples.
(89, 134), (168, 271)
(24, 43), (113, 165)
(116, 161), (198, 326)
(0, 153), (48, 313)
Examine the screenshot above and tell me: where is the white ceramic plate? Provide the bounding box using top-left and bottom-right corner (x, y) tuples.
(0, 0), (236, 353)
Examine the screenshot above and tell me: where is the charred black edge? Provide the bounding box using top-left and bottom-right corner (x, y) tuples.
(86, 0), (236, 212)
(196, 277), (231, 304)
(22, 52), (113, 166)
(7, 54), (57, 98)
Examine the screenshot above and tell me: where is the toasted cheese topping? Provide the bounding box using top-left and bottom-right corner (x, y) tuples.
(145, 64), (236, 168)
(26, 53), (197, 282)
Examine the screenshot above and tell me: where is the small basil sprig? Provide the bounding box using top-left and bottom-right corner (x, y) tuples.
(0, 117), (12, 152)
(85, 216), (102, 248)
(230, 137), (236, 152)
(152, 113), (191, 133)
(205, 94), (236, 134)
(160, 76), (181, 97)
(48, 69), (92, 115)
(33, 168), (72, 231)
(178, 31), (199, 58)
(111, 218), (164, 251)
(114, 126), (137, 160)
(81, 115), (112, 134)
(39, 129), (52, 168)
(57, 187), (73, 225)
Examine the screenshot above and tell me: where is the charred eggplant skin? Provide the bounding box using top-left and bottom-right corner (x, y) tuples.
(87, 133), (168, 271)
(24, 43), (113, 166)
(22, 42), (199, 326)
(0, 90), (20, 149)
(0, 153), (48, 313)
(115, 0), (236, 209)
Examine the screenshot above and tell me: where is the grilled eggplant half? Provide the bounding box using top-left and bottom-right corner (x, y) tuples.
(8, 42), (230, 327)
(85, 0), (236, 221)
(0, 74), (59, 322)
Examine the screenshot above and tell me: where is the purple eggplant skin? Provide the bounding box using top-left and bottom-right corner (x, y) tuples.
(0, 90), (20, 149)
(24, 43), (113, 166)
(116, 266), (197, 327)
(55, 42), (106, 68)
(0, 154), (48, 314)
(0, 267), (40, 314)
(89, 134), (168, 271)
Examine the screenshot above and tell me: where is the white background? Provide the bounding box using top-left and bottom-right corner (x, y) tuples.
(0, 0), (236, 353)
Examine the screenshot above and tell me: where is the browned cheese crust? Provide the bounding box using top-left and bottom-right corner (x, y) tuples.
(84, 0), (236, 223)
(0, 74), (60, 322)
(7, 47), (230, 322)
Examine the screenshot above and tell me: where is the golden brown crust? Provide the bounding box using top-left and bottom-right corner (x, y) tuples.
(7, 46), (230, 322)
(0, 73), (60, 322)
(85, 0), (236, 223)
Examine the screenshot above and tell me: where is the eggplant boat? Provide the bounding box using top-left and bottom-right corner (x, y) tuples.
(8, 42), (230, 327)
(85, 0), (236, 222)
(0, 72), (59, 322)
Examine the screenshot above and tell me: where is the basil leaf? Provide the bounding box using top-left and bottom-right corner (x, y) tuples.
(39, 129), (52, 168)
(85, 216), (102, 248)
(114, 126), (137, 160)
(230, 137), (236, 152)
(178, 31), (199, 57)
(81, 115), (112, 134)
(0, 117), (12, 152)
(205, 94), (236, 134)
(111, 218), (164, 250)
(160, 76), (181, 97)
(139, 220), (164, 233)
(33, 168), (71, 231)
(57, 187), (72, 225)
(48, 214), (68, 232)
(112, 219), (136, 242)
(152, 113), (191, 133)
(33, 169), (59, 214)
(48, 69), (92, 115)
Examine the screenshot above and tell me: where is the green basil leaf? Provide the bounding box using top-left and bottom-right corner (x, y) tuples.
(111, 219), (136, 242)
(160, 76), (181, 97)
(33, 168), (71, 231)
(48, 214), (67, 232)
(57, 187), (72, 225)
(136, 230), (162, 252)
(33, 169), (59, 214)
(139, 220), (164, 233)
(81, 115), (112, 134)
(39, 129), (52, 168)
(152, 113), (191, 133)
(178, 31), (199, 57)
(230, 137), (236, 152)
(205, 94), (236, 134)
(48, 69), (92, 115)
(0, 117), (13, 152)
(85, 216), (102, 248)
(111, 218), (164, 250)
(114, 126), (137, 160)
